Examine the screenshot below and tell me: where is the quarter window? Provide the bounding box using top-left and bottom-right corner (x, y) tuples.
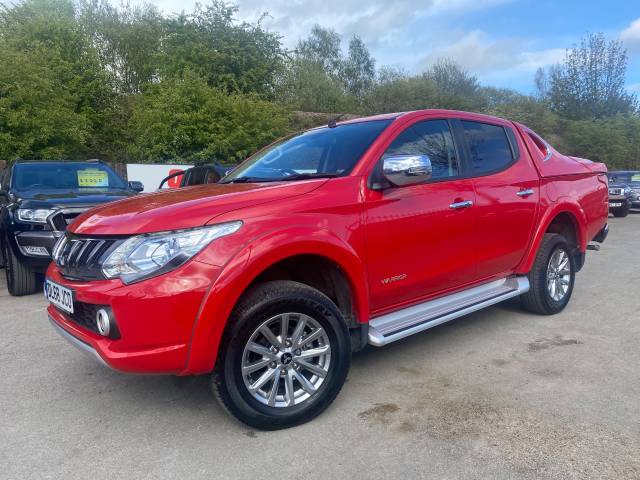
(461, 121), (515, 174)
(383, 120), (459, 180)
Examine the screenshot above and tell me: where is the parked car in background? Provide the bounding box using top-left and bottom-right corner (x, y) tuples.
(158, 163), (230, 190)
(45, 110), (608, 430)
(0, 160), (143, 296)
(608, 170), (640, 213)
(607, 182), (633, 217)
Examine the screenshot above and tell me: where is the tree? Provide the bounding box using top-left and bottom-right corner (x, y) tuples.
(364, 68), (438, 114)
(340, 35), (375, 99)
(78, 0), (164, 94)
(296, 25), (342, 78)
(0, 0), (114, 160)
(546, 32), (638, 119)
(424, 59), (486, 110)
(278, 59), (357, 113)
(161, 2), (286, 96)
(127, 71), (290, 164)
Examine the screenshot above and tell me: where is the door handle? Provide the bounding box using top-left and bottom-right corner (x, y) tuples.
(449, 200), (473, 210)
(516, 188), (534, 197)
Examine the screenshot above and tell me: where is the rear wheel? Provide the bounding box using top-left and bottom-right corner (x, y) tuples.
(4, 237), (38, 296)
(212, 280), (351, 430)
(521, 233), (575, 315)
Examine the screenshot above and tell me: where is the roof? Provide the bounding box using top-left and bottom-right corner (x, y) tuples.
(336, 109), (514, 127)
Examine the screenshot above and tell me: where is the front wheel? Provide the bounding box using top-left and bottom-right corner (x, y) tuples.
(212, 280), (351, 430)
(521, 233), (576, 315)
(4, 237), (38, 296)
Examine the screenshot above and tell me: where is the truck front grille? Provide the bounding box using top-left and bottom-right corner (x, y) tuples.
(54, 235), (121, 281)
(49, 208), (90, 231)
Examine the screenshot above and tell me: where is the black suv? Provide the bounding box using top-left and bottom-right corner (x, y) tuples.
(0, 160), (143, 296)
(608, 171), (640, 216)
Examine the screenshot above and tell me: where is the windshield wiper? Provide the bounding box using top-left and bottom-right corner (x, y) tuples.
(280, 173), (339, 181)
(220, 176), (278, 184)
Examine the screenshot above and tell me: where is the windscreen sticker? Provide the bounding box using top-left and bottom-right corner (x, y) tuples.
(77, 169), (109, 187)
(632, 174), (640, 182)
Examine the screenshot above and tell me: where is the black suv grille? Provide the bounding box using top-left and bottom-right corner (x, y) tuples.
(55, 235), (121, 281)
(49, 208), (90, 231)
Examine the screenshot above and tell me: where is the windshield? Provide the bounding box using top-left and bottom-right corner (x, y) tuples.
(608, 172), (640, 187)
(12, 163), (127, 191)
(222, 120), (392, 183)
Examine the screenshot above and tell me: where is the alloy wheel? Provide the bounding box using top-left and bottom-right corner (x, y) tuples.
(241, 313), (331, 408)
(546, 249), (571, 301)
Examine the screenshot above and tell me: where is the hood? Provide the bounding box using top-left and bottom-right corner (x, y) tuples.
(16, 189), (134, 210)
(70, 180), (326, 235)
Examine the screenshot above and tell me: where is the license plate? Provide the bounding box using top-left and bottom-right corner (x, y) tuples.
(609, 202), (622, 207)
(45, 279), (74, 314)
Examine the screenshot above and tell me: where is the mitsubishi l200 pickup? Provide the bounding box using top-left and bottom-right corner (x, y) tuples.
(45, 110), (609, 429)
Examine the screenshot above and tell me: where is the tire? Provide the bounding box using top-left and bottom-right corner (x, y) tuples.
(521, 233), (576, 315)
(212, 280), (351, 430)
(4, 237), (38, 296)
(612, 206), (629, 217)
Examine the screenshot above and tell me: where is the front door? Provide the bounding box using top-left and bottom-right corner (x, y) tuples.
(363, 119), (477, 313)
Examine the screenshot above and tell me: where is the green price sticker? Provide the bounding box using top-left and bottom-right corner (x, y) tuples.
(77, 169), (109, 187)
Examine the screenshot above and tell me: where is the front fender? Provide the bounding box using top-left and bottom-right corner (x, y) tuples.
(183, 226), (369, 375)
(516, 199), (587, 275)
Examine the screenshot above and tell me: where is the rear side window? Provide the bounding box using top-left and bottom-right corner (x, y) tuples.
(527, 131), (551, 160)
(383, 120), (459, 180)
(461, 121), (515, 174)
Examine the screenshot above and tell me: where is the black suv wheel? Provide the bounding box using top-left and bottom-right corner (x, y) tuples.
(4, 236), (38, 296)
(212, 280), (351, 430)
(521, 233), (576, 315)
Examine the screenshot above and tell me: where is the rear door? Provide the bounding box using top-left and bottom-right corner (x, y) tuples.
(459, 119), (539, 279)
(364, 118), (477, 313)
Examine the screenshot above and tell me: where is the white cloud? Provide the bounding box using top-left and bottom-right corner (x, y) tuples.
(422, 30), (565, 75)
(627, 83), (640, 93)
(621, 18), (640, 53)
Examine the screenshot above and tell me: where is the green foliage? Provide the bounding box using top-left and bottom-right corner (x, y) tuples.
(278, 59), (358, 113)
(0, 0), (113, 160)
(543, 33), (638, 120)
(127, 72), (289, 164)
(160, 2), (285, 96)
(560, 115), (640, 169)
(78, 0), (165, 94)
(364, 68), (438, 113)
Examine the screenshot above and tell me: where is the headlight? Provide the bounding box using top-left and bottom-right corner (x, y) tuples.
(102, 221), (242, 284)
(17, 208), (56, 223)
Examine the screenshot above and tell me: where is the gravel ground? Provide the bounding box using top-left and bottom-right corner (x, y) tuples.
(1, 214), (639, 480)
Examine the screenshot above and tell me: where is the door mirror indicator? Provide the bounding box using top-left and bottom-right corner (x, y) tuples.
(382, 155), (432, 187)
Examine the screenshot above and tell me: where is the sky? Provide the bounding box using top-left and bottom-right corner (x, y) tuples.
(146, 1), (639, 93)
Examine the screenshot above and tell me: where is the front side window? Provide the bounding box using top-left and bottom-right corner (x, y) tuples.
(462, 121), (515, 174)
(223, 120), (392, 183)
(383, 120), (459, 180)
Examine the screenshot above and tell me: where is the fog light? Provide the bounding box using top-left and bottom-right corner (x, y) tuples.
(96, 309), (111, 337)
(23, 246), (49, 256)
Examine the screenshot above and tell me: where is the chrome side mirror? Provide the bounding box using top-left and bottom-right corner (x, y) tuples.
(382, 155), (432, 187)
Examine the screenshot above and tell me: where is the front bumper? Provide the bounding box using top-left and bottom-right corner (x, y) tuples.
(46, 259), (222, 374)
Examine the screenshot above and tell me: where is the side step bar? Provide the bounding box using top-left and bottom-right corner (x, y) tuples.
(368, 276), (529, 347)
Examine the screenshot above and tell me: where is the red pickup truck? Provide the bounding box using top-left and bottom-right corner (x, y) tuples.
(45, 110), (609, 429)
